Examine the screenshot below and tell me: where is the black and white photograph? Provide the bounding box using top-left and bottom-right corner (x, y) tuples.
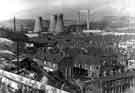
(0, 0), (135, 93)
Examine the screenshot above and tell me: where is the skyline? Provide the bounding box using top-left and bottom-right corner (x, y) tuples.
(0, 0), (135, 21)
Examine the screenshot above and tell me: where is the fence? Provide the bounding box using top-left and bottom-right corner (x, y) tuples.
(0, 69), (69, 93)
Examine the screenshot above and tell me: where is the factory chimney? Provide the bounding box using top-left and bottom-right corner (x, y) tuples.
(55, 14), (64, 33)
(49, 14), (57, 33)
(33, 16), (43, 33)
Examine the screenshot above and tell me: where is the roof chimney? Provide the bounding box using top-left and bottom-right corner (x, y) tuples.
(55, 14), (64, 33)
(49, 15), (57, 33)
(33, 17), (43, 33)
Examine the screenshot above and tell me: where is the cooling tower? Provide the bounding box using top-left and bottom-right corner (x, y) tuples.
(49, 15), (57, 33)
(55, 14), (64, 33)
(33, 17), (43, 33)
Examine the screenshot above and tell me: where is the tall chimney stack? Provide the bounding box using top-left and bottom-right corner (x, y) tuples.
(55, 14), (64, 33)
(33, 16), (43, 33)
(13, 16), (16, 32)
(49, 14), (57, 33)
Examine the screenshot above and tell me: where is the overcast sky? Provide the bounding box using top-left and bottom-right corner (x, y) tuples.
(0, 0), (134, 21)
